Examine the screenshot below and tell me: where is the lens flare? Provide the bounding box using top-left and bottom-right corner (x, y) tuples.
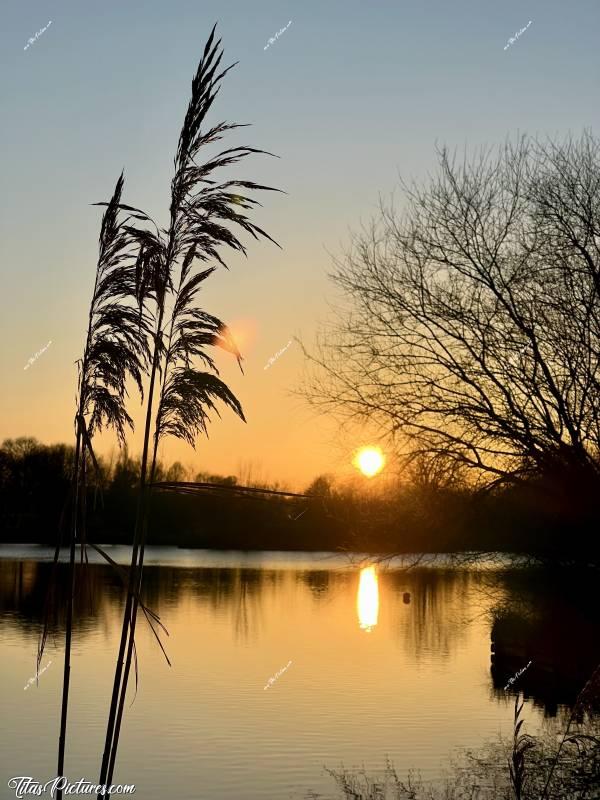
(226, 318), (259, 355)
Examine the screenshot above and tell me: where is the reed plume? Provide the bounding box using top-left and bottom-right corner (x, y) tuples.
(97, 25), (280, 797)
(49, 173), (149, 800)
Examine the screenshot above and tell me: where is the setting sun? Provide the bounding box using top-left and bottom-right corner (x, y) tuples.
(354, 446), (385, 477)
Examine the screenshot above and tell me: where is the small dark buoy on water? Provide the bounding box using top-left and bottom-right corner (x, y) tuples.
(403, 592), (411, 604)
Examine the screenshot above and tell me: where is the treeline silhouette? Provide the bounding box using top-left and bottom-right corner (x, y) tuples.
(0, 436), (598, 565)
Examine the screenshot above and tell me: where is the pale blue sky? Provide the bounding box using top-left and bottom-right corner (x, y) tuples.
(1, 0), (598, 487)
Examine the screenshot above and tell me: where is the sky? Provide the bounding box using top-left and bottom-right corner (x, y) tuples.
(1, 0), (599, 490)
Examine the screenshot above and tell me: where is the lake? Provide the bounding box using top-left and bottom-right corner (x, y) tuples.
(1, 546), (598, 799)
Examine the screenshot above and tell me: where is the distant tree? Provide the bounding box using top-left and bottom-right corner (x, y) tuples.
(1, 436), (41, 459)
(0, 439), (72, 520)
(194, 470), (237, 486)
(305, 474), (335, 497)
(110, 446), (140, 491)
(304, 133), (600, 496)
(165, 461), (186, 482)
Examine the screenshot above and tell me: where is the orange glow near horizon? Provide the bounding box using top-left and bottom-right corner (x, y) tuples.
(354, 446), (385, 477)
(357, 566), (379, 632)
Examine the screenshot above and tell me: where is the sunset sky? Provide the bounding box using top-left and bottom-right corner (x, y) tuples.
(1, 0), (599, 489)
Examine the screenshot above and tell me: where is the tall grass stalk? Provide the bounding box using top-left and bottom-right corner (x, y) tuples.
(105, 267), (244, 788)
(97, 26), (280, 797)
(53, 174), (149, 799)
(508, 694), (535, 800)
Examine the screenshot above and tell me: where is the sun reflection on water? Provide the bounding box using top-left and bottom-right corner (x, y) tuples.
(357, 565), (379, 632)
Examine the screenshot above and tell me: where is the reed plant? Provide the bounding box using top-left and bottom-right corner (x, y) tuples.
(43, 174), (150, 800)
(509, 695), (536, 800)
(96, 25), (280, 798)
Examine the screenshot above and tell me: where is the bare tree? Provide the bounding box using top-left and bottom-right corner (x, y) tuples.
(303, 132), (600, 493)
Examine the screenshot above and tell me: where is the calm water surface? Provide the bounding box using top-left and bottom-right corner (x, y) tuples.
(1, 546), (597, 799)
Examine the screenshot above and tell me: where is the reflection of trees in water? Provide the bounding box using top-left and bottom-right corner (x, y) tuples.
(228, 569), (269, 641)
(486, 569), (600, 716)
(0, 560), (285, 645)
(0, 560), (121, 647)
(297, 569), (350, 603)
(299, 569), (331, 599)
(383, 566), (600, 714)
(140, 566), (281, 642)
(386, 568), (479, 660)
(2, 558), (597, 715)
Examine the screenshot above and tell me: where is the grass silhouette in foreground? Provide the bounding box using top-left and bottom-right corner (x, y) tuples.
(95, 24), (280, 798)
(46, 175), (149, 800)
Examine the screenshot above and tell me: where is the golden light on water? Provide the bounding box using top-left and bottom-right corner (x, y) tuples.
(357, 566), (379, 632)
(354, 446), (385, 477)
